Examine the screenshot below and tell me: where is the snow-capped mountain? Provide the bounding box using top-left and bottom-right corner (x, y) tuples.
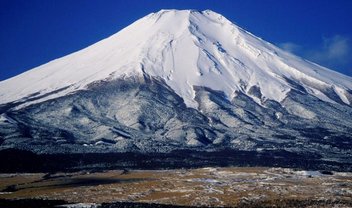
(0, 10), (351, 163)
(1, 9), (352, 108)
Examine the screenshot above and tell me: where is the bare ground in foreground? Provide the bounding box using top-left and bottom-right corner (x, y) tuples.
(0, 167), (351, 207)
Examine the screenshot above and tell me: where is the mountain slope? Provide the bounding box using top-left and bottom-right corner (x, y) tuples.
(0, 10), (351, 166)
(0, 9), (351, 109)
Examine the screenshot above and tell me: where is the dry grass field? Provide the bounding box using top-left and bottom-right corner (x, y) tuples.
(0, 167), (351, 207)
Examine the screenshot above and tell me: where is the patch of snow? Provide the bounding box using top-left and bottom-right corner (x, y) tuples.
(295, 170), (322, 177)
(58, 203), (99, 208)
(285, 103), (316, 119)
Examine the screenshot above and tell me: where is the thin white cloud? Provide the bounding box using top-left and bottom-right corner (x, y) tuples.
(309, 35), (350, 64)
(278, 42), (301, 53)
(278, 35), (352, 76)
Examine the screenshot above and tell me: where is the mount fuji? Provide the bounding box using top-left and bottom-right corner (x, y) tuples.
(0, 10), (351, 168)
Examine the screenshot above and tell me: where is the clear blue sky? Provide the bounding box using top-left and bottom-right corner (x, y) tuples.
(1, 0), (352, 81)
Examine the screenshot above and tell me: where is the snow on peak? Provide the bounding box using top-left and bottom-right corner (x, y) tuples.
(0, 9), (352, 108)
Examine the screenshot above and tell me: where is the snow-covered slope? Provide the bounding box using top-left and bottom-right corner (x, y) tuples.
(0, 9), (351, 108)
(0, 10), (351, 162)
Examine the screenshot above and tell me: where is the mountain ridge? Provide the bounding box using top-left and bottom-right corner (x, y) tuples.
(0, 10), (351, 166)
(0, 9), (351, 109)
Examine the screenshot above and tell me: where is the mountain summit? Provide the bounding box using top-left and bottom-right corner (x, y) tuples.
(1, 9), (351, 108)
(0, 10), (351, 166)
